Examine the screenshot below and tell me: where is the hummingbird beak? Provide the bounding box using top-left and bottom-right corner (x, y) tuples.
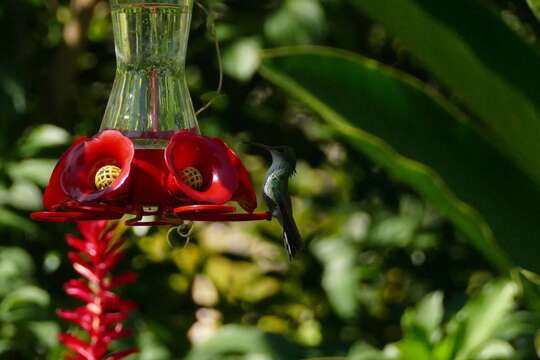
(244, 141), (271, 151)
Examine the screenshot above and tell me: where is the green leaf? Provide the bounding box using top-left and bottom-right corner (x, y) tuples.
(402, 291), (444, 344)
(0, 247), (34, 297)
(259, 47), (540, 272)
(27, 321), (60, 349)
(0, 285), (50, 322)
(137, 327), (171, 360)
(475, 340), (515, 360)
(527, 0), (540, 22)
(312, 236), (361, 318)
(368, 216), (418, 248)
(0, 207), (38, 236)
(348, 342), (385, 360)
(264, 0), (327, 46)
(223, 37), (262, 81)
(7, 159), (57, 187)
(0, 340), (12, 355)
(443, 280), (518, 360)
(351, 0), (540, 189)
(394, 338), (432, 360)
(185, 325), (305, 360)
(7, 180), (43, 211)
(0, 76), (26, 114)
(19, 124), (70, 157)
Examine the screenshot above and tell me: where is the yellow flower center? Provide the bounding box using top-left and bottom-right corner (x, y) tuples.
(95, 165), (122, 191)
(181, 167), (203, 190)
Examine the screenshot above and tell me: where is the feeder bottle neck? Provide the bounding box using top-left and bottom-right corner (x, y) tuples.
(101, 0), (199, 147)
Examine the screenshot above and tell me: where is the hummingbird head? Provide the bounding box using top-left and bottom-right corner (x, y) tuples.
(269, 145), (297, 165)
(248, 143), (297, 172)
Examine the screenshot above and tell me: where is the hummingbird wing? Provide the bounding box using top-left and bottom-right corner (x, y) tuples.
(269, 177), (303, 259)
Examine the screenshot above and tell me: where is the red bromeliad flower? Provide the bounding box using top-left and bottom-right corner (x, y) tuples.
(58, 220), (138, 360)
(32, 130), (270, 225)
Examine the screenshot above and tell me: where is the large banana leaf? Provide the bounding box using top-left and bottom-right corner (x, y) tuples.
(527, 0), (540, 21)
(259, 47), (540, 272)
(352, 0), (540, 189)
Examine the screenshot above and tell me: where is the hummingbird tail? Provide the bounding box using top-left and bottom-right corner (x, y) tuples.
(282, 212), (303, 260)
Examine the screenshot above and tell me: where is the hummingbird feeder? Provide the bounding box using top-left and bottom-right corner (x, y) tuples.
(31, 0), (270, 226)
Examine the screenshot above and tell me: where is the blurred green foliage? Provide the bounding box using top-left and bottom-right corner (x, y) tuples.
(2, 0), (540, 359)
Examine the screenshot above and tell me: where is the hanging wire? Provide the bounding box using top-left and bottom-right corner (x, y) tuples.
(195, 0), (224, 116)
(167, 220), (195, 248)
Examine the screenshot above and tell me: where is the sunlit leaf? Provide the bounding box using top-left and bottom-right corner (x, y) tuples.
(401, 291), (444, 344)
(223, 37), (262, 81)
(27, 321), (60, 349)
(475, 340), (515, 360)
(0, 285), (50, 322)
(137, 327), (171, 360)
(0, 247), (34, 297)
(312, 235), (360, 318)
(0, 208), (38, 235)
(7, 180), (43, 211)
(7, 159), (57, 187)
(527, 0), (540, 22)
(0, 76), (26, 114)
(19, 124), (71, 157)
(185, 325), (305, 360)
(394, 338), (431, 360)
(265, 0), (327, 46)
(348, 342), (385, 360)
(368, 216), (418, 248)
(0, 340), (11, 355)
(441, 280), (518, 360)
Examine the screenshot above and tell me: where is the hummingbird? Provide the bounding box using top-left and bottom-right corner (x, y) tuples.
(251, 143), (303, 259)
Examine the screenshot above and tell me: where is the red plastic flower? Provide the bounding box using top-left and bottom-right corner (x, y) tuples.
(43, 136), (88, 211)
(165, 131), (257, 211)
(227, 147), (257, 213)
(61, 130), (134, 204)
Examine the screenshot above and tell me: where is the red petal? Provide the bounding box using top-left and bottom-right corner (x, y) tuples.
(97, 250), (124, 276)
(77, 220), (110, 245)
(44, 136), (87, 211)
(61, 130), (134, 204)
(58, 333), (92, 359)
(64, 280), (93, 303)
(165, 131), (238, 204)
(105, 272), (138, 289)
(100, 292), (137, 313)
(104, 312), (129, 324)
(66, 234), (89, 254)
(56, 309), (81, 323)
(72, 261), (100, 284)
(57, 308), (93, 333)
(64, 279), (91, 293)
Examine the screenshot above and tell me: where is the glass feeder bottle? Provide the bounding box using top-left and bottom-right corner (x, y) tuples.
(101, 0), (199, 148)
